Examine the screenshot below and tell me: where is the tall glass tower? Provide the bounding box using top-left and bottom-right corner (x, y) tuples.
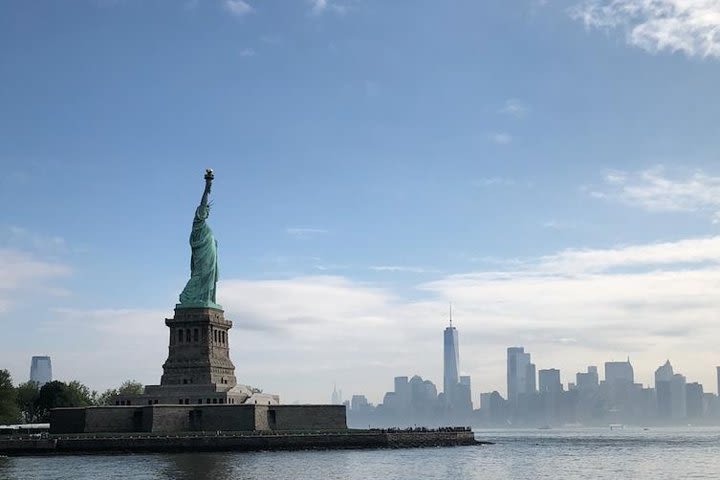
(443, 307), (459, 406)
(507, 347), (534, 403)
(30, 356), (52, 386)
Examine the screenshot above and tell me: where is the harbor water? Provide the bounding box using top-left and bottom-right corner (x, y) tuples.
(2, 427), (720, 479)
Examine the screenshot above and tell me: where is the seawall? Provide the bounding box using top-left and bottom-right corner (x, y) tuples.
(0, 429), (485, 456)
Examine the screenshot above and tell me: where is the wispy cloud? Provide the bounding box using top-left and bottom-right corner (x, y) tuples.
(0, 249), (70, 291)
(40, 308), (169, 389)
(535, 236), (720, 274)
(370, 265), (431, 273)
(309, 0), (351, 15)
(473, 177), (520, 187)
(224, 0), (253, 16)
(286, 227), (329, 239)
(500, 99), (529, 118)
(239, 48), (256, 57)
(571, 0), (720, 58)
(314, 263), (349, 271)
(0, 225), (68, 253)
(0, 248), (71, 313)
(542, 220), (575, 230)
(590, 166), (720, 222)
(489, 132), (512, 145)
(311, 0), (329, 13)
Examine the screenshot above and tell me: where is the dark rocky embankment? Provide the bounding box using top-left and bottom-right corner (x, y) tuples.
(0, 429), (489, 456)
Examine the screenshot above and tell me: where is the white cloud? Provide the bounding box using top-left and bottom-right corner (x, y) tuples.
(536, 235), (720, 273)
(370, 265), (431, 273)
(224, 0), (253, 16)
(489, 132), (513, 145)
(0, 227), (74, 314)
(0, 225), (68, 253)
(500, 99), (529, 118)
(0, 248), (70, 316)
(39, 308), (170, 389)
(541, 220), (575, 230)
(571, 0), (720, 58)
(286, 227), (329, 239)
(591, 166), (720, 221)
(309, 0), (351, 15)
(239, 48), (256, 57)
(311, 0), (328, 13)
(472, 177), (522, 187)
(220, 276), (393, 333)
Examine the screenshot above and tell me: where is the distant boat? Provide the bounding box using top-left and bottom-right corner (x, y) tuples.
(538, 425), (551, 430)
(609, 424), (624, 430)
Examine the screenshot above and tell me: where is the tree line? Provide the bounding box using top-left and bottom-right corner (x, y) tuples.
(0, 369), (143, 424)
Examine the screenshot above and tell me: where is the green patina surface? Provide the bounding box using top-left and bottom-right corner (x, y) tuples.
(177, 170), (222, 310)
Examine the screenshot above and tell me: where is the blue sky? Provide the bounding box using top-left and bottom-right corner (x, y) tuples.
(3, 0), (720, 403)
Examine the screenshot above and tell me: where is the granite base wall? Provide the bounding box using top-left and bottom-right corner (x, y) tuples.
(85, 407), (140, 433)
(270, 405), (347, 431)
(186, 405), (258, 432)
(50, 404), (345, 434)
(49, 409), (86, 434)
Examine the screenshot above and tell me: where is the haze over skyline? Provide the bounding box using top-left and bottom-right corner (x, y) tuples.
(3, 0), (720, 404)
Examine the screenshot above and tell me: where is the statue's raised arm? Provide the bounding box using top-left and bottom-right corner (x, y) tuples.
(200, 168), (213, 207)
(177, 169), (221, 310)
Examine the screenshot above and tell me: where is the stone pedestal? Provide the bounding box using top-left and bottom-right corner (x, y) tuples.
(114, 306), (279, 407)
(160, 307), (237, 387)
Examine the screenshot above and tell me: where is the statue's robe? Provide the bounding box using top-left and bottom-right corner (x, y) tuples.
(179, 205), (218, 306)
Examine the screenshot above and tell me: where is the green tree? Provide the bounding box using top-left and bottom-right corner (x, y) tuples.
(36, 380), (95, 422)
(95, 380), (143, 405)
(118, 380), (143, 396)
(96, 388), (118, 406)
(15, 381), (40, 423)
(0, 369), (21, 424)
(65, 380), (96, 406)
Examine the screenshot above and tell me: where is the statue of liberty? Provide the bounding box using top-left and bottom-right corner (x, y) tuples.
(178, 169), (221, 309)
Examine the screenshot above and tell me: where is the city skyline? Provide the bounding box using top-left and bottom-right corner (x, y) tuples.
(4, 0), (720, 402)
(341, 343), (720, 408)
(344, 321), (720, 427)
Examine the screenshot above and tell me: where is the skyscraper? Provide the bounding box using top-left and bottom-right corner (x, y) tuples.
(670, 373), (687, 419)
(538, 369), (562, 393)
(605, 360), (634, 384)
(655, 360), (674, 418)
(331, 384), (343, 405)
(576, 366), (599, 391)
(394, 376), (410, 408)
(686, 382), (704, 418)
(443, 308), (459, 406)
(29, 356), (52, 386)
(456, 375), (473, 411)
(350, 395), (370, 411)
(507, 347), (534, 403)
(526, 362), (537, 394)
